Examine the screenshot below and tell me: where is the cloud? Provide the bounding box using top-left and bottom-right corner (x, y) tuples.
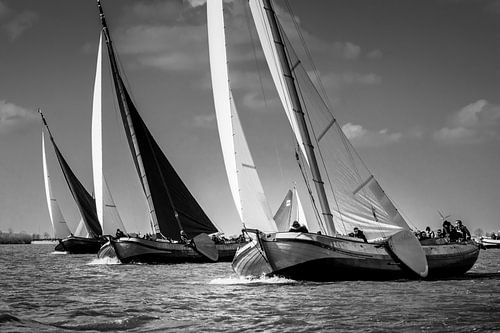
(0, 2), (38, 41)
(366, 49), (383, 59)
(342, 122), (402, 147)
(434, 99), (500, 144)
(0, 100), (37, 134)
(192, 114), (216, 129)
(315, 72), (382, 92)
(332, 42), (361, 60)
(117, 24), (208, 71)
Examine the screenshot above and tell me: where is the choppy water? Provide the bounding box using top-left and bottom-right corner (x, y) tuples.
(0, 244), (499, 332)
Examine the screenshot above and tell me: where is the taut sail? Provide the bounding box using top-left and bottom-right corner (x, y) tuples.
(97, 1), (217, 240)
(40, 111), (102, 238)
(207, 0), (277, 232)
(91, 31), (126, 235)
(42, 132), (72, 239)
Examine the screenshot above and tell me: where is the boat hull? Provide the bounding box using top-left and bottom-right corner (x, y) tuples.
(97, 240), (117, 258)
(232, 232), (480, 281)
(55, 236), (105, 254)
(480, 238), (500, 249)
(106, 237), (243, 264)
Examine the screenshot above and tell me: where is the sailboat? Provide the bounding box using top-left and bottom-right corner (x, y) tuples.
(40, 131), (72, 246)
(207, 0), (480, 280)
(39, 111), (105, 254)
(94, 0), (244, 263)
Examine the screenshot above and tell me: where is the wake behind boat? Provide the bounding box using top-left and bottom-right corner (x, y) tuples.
(207, 0), (480, 281)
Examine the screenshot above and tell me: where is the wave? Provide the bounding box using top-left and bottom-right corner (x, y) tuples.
(50, 251), (69, 255)
(86, 257), (121, 265)
(209, 275), (296, 285)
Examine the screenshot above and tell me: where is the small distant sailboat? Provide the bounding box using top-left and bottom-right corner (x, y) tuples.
(41, 132), (72, 243)
(95, 0), (243, 263)
(208, 0), (480, 281)
(39, 111), (105, 254)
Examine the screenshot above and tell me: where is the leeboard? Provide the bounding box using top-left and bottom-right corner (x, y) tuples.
(387, 230), (428, 278)
(192, 233), (218, 262)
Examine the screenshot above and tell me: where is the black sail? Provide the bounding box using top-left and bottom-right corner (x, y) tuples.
(98, 2), (217, 240)
(50, 137), (102, 238)
(121, 78), (217, 240)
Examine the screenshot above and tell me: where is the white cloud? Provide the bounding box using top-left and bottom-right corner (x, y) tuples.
(192, 114), (216, 129)
(1, 7), (38, 41)
(434, 100), (500, 144)
(366, 49), (383, 59)
(332, 42), (361, 60)
(342, 122), (402, 147)
(0, 100), (37, 134)
(117, 24), (207, 71)
(316, 72), (382, 92)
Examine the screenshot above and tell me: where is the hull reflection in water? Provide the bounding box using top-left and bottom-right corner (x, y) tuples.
(233, 231), (480, 281)
(56, 236), (105, 254)
(98, 237), (244, 264)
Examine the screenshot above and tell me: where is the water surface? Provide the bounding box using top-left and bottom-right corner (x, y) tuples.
(1, 244), (499, 332)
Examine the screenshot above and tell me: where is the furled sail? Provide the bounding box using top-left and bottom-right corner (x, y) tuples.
(207, 0), (277, 232)
(42, 132), (72, 239)
(91, 31), (126, 235)
(48, 131), (101, 238)
(98, 2), (217, 240)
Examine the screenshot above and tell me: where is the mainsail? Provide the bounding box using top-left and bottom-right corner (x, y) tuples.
(249, 0), (411, 240)
(91, 31), (126, 235)
(98, 1), (217, 240)
(207, 0), (277, 232)
(42, 132), (72, 239)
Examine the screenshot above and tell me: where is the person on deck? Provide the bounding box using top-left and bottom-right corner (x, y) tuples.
(442, 221), (452, 238)
(289, 221), (309, 233)
(425, 226), (435, 239)
(115, 229), (125, 238)
(449, 225), (460, 242)
(353, 227), (368, 243)
(455, 220), (471, 241)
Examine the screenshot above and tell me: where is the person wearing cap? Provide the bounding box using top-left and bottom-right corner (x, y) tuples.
(353, 227), (368, 243)
(455, 220), (471, 241)
(289, 221), (309, 233)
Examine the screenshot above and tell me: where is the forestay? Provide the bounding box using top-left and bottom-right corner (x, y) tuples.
(207, 0), (277, 232)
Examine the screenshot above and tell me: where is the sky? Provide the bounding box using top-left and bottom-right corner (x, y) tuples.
(0, 0), (499, 237)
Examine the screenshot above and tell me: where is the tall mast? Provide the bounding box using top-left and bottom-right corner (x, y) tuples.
(96, 0), (162, 235)
(260, 0), (335, 235)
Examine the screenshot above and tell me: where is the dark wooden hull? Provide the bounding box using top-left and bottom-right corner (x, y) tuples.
(108, 237), (243, 264)
(232, 232), (480, 281)
(55, 236), (105, 254)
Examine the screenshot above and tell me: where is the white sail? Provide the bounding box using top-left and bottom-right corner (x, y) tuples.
(92, 31), (126, 235)
(42, 132), (72, 239)
(248, 0), (309, 166)
(207, 0), (277, 232)
(293, 187), (308, 229)
(74, 217), (86, 237)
